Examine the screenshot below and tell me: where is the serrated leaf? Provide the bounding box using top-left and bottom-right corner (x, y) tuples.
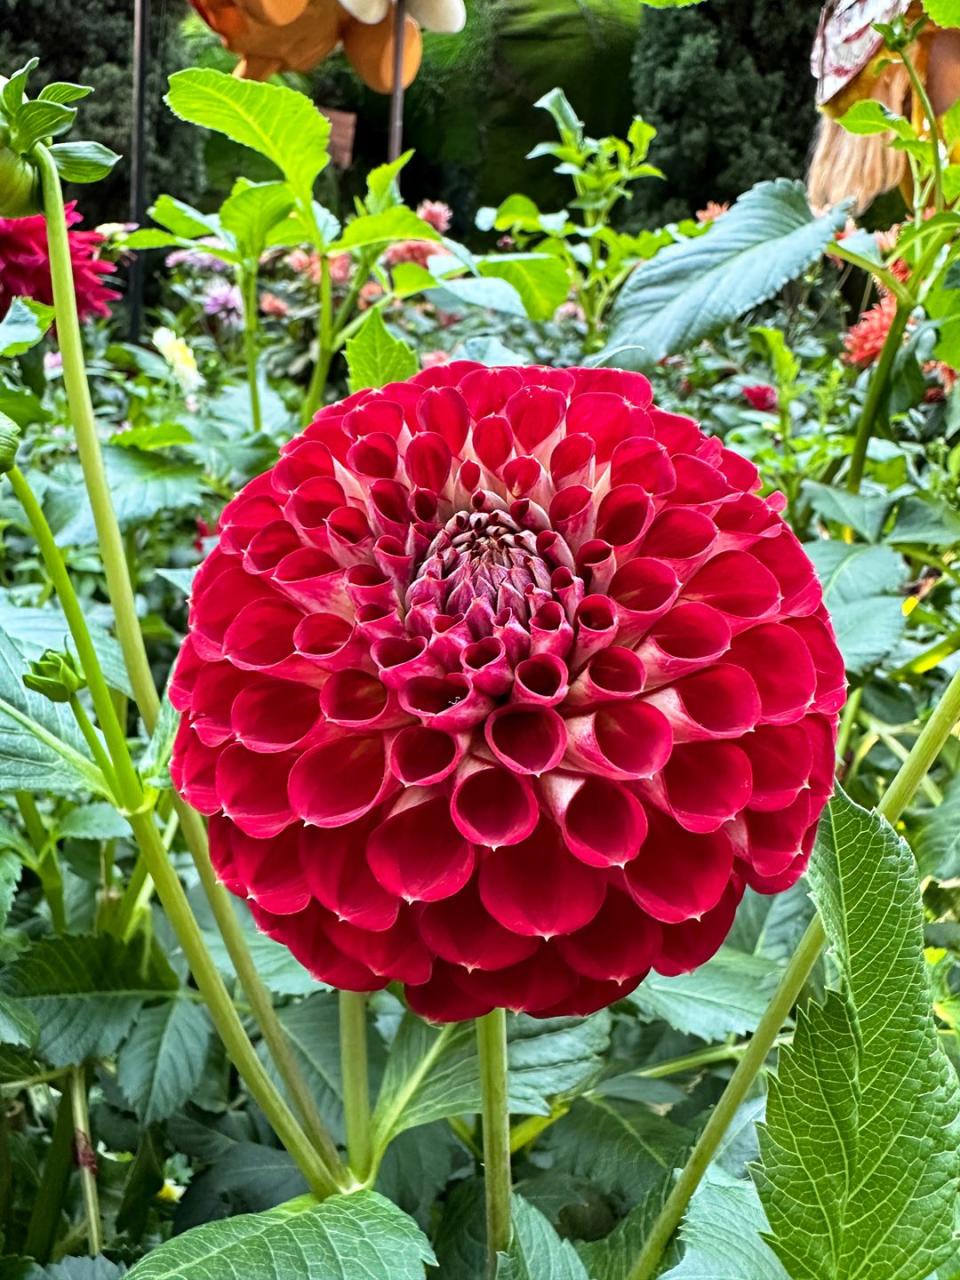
(476, 254), (570, 321)
(0, 933), (177, 1066)
(887, 495), (960, 547)
(345, 310), (417, 393)
(140, 692), (180, 789)
(662, 1168), (788, 1280)
(332, 206), (441, 252)
(801, 482), (894, 542)
(220, 181), (294, 263)
(49, 141), (120, 183)
(0, 989), (38, 1047)
(165, 69), (330, 207)
(431, 274), (530, 317)
(805, 540), (908, 673)
(125, 1190), (434, 1279)
(756, 789), (960, 1280)
(915, 771), (960, 879)
(117, 998), (211, 1123)
(0, 596), (132, 698)
(498, 1195), (590, 1280)
(58, 803), (129, 842)
(0, 298), (55, 357)
(629, 947), (783, 1040)
(604, 180), (850, 367)
(0, 849), (21, 931)
(258, 990), (344, 1132)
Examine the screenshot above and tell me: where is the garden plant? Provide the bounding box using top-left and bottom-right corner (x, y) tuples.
(2, 3), (960, 1280)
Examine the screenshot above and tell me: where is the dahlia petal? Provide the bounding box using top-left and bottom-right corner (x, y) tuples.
(462, 637), (514, 696)
(485, 704), (567, 775)
(545, 773), (649, 868)
(406, 960), (494, 1021)
(786, 615), (847, 714)
(220, 494), (284, 555)
(595, 484), (654, 554)
(273, 549), (353, 616)
(528, 601), (575, 659)
(572, 595), (619, 667)
(742, 723), (814, 810)
(190, 562), (270, 661)
(286, 476), (347, 540)
(644, 664), (761, 742)
(346, 432), (399, 480)
(472, 414), (514, 475)
(171, 722), (220, 815)
(465, 942), (580, 1014)
(367, 791), (475, 902)
(564, 701), (672, 780)
(324, 908), (433, 984)
(300, 822), (401, 932)
(624, 805), (735, 924)
(576, 539), (617, 594)
(751, 529), (822, 616)
(649, 408), (703, 454)
(654, 874), (745, 976)
(744, 792), (815, 877)
(400, 673), (495, 731)
(389, 724), (466, 785)
(289, 734), (395, 827)
(479, 817), (606, 936)
(565, 391), (636, 464)
(344, 563), (399, 612)
(191, 661), (249, 747)
(208, 813), (246, 897)
(505, 385), (567, 453)
(224, 824), (310, 915)
(320, 668), (409, 730)
(550, 433), (596, 488)
(223, 597), (321, 685)
(726, 623), (817, 724)
(252, 900), (385, 990)
(670, 454), (734, 506)
(274, 440), (337, 494)
(406, 430), (453, 493)
(416, 386), (470, 452)
(451, 761), (539, 847)
(294, 612), (372, 673)
(243, 521), (302, 578)
(635, 602), (732, 689)
(655, 741), (753, 833)
(713, 492), (782, 551)
(216, 743), (297, 838)
(168, 636), (204, 711)
(550, 484), (597, 549)
(608, 558), (680, 643)
(683, 551), (781, 632)
(232, 676), (323, 752)
(512, 654), (570, 706)
(566, 646), (647, 708)
(639, 508), (718, 579)
(609, 437), (676, 495)
(532, 975), (638, 1018)
(558, 889), (661, 982)
(417, 879), (540, 971)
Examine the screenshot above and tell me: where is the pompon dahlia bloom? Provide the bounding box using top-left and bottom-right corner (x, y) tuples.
(170, 363), (844, 1022)
(0, 202), (119, 321)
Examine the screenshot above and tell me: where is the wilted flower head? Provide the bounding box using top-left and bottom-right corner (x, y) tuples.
(153, 326), (203, 395)
(742, 384), (779, 413)
(0, 202), (118, 321)
(171, 363), (843, 1021)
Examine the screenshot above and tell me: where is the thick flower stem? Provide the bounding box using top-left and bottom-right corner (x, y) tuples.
(476, 1008), (513, 1276)
(69, 1066), (102, 1257)
(627, 665), (960, 1280)
(6, 469), (345, 1199)
(339, 991), (373, 1182)
(32, 147), (345, 1177)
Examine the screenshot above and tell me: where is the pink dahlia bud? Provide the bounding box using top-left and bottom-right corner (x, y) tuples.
(170, 363), (844, 1022)
(742, 384), (778, 413)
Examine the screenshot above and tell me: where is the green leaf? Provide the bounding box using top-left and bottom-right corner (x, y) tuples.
(0, 629), (107, 796)
(140, 692), (180, 790)
(498, 1195), (590, 1280)
(12, 100), (76, 150)
(432, 275), (529, 317)
(507, 1013), (611, 1114)
(534, 88), (584, 144)
(49, 141), (120, 184)
(603, 180), (850, 367)
(57, 803), (128, 842)
(804, 540), (908, 673)
(0, 933), (178, 1066)
(117, 999), (211, 1123)
(837, 99), (916, 139)
(801, 482), (894, 542)
(0, 989), (38, 1047)
(150, 193), (222, 240)
(124, 1190), (434, 1279)
(886, 495), (960, 547)
(756, 789), (960, 1280)
(345, 310), (418, 393)
(220, 181), (294, 263)
(0, 298), (55, 357)
(333, 206), (442, 252)
(37, 82), (93, 105)
(662, 1168), (788, 1280)
(1, 59), (39, 116)
(924, 0), (960, 26)
(629, 946), (783, 1040)
(476, 254), (571, 321)
(0, 849), (21, 930)
(165, 69), (330, 206)
(915, 771), (960, 879)
(365, 151), (413, 212)
(258, 991), (344, 1132)
(0, 596), (132, 698)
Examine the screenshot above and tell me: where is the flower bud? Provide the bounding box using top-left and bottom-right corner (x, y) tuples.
(23, 650), (86, 703)
(0, 413), (20, 474)
(0, 128), (39, 217)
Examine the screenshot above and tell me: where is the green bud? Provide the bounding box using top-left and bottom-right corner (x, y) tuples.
(23, 649), (86, 703)
(0, 412), (20, 474)
(0, 129), (39, 217)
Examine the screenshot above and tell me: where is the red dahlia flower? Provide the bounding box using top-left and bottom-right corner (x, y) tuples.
(0, 202), (119, 322)
(742, 384), (778, 413)
(170, 362), (844, 1022)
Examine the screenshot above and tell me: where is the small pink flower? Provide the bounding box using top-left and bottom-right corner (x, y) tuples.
(329, 253), (353, 286)
(260, 291), (289, 318)
(421, 349), (451, 369)
(203, 282), (244, 324)
(742, 384), (779, 413)
(358, 281), (385, 310)
(417, 200), (453, 234)
(555, 300), (586, 324)
(287, 249), (322, 285)
(696, 201), (730, 224)
(383, 241), (436, 270)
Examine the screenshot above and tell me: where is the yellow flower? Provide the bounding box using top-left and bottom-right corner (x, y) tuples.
(153, 326), (203, 395)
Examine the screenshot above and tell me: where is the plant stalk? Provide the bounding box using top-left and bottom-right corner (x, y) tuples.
(241, 266), (263, 432)
(24, 1084), (75, 1263)
(339, 991), (373, 1181)
(846, 301), (911, 494)
(69, 1066), (102, 1257)
(627, 665), (960, 1280)
(476, 1008), (512, 1276)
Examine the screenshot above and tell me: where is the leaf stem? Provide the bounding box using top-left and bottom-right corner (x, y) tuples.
(626, 665), (960, 1280)
(901, 41), (944, 213)
(69, 1066), (102, 1257)
(476, 1007), (512, 1276)
(846, 301), (911, 494)
(240, 266), (263, 433)
(339, 990), (373, 1182)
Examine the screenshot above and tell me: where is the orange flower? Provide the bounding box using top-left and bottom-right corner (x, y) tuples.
(842, 293), (898, 367)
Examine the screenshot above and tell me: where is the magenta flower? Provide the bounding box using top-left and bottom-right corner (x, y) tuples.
(170, 363), (843, 1021)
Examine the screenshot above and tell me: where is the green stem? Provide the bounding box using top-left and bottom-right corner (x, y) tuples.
(339, 991), (372, 1181)
(69, 1066), (102, 1257)
(477, 1008), (512, 1276)
(34, 143), (158, 735)
(846, 301), (911, 494)
(902, 43), (944, 213)
(835, 685), (863, 764)
(241, 266), (263, 433)
(69, 694), (121, 797)
(16, 791), (66, 933)
(24, 1085), (74, 1263)
(302, 254), (334, 425)
(627, 665), (960, 1280)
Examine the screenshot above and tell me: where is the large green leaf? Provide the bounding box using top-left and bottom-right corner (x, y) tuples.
(915, 772), (960, 880)
(0, 934), (178, 1066)
(661, 1168), (788, 1280)
(0, 298), (55, 357)
(164, 70), (330, 207)
(498, 1196), (590, 1280)
(629, 947), (783, 1040)
(220, 181), (294, 263)
(603, 180), (850, 367)
(125, 1191), (434, 1279)
(805, 541), (908, 673)
(331, 206), (441, 252)
(117, 999), (211, 1123)
(756, 789), (960, 1280)
(476, 254), (570, 321)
